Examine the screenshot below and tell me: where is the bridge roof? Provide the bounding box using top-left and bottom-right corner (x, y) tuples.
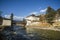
(3, 18), (11, 20)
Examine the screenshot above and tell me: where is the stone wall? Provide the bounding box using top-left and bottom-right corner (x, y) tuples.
(26, 22), (51, 28)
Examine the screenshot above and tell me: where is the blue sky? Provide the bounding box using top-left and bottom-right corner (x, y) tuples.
(0, 0), (60, 20)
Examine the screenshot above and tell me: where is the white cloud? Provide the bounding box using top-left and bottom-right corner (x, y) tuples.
(4, 15), (24, 20)
(40, 8), (47, 13)
(14, 16), (24, 20)
(4, 15), (11, 19)
(4, 8), (47, 20)
(29, 12), (38, 15)
(29, 8), (47, 15)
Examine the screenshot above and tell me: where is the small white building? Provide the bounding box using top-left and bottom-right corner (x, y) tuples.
(0, 17), (11, 26)
(2, 18), (11, 26)
(25, 14), (40, 26)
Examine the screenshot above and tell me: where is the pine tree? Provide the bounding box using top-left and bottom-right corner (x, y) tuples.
(45, 6), (56, 24)
(57, 8), (60, 15)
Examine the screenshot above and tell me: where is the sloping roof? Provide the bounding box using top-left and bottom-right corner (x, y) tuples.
(26, 14), (39, 18)
(3, 17), (11, 20)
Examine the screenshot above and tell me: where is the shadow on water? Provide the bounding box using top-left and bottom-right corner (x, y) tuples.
(0, 26), (30, 40)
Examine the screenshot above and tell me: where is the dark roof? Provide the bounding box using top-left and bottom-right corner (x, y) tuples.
(26, 14), (39, 18)
(3, 18), (11, 20)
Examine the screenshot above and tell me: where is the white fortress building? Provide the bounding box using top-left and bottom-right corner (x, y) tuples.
(25, 14), (40, 26)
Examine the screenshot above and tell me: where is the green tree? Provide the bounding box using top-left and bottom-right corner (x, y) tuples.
(0, 11), (3, 17)
(11, 13), (14, 26)
(39, 14), (45, 22)
(45, 6), (56, 24)
(57, 8), (60, 15)
(0, 11), (3, 25)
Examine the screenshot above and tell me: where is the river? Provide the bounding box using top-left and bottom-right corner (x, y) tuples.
(0, 26), (60, 40)
(0, 26), (39, 40)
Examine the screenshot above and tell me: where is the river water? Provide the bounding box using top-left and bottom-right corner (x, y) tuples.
(0, 26), (40, 40)
(0, 26), (60, 40)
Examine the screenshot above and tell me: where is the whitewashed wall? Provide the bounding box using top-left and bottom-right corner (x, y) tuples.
(2, 20), (11, 26)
